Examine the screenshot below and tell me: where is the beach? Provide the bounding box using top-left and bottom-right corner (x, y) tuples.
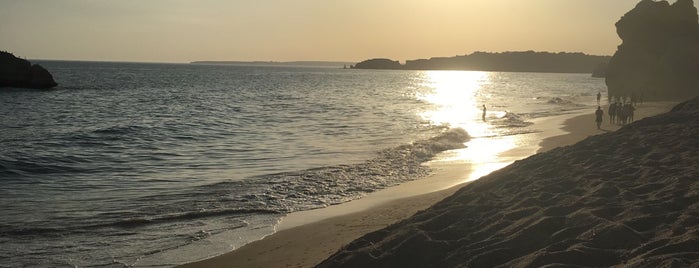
(2, 63), (614, 267)
(317, 98), (697, 267)
(179, 101), (679, 268)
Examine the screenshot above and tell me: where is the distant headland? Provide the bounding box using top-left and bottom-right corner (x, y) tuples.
(0, 51), (58, 89)
(190, 61), (354, 68)
(351, 51), (611, 75)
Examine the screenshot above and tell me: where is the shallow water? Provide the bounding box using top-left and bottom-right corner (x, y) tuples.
(0, 62), (605, 267)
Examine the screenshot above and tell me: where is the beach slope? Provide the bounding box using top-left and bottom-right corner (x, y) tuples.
(318, 97), (699, 267)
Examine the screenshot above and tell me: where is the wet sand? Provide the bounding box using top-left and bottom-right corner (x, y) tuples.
(178, 102), (679, 268)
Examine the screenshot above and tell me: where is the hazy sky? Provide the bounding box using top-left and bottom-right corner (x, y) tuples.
(1, 0), (691, 63)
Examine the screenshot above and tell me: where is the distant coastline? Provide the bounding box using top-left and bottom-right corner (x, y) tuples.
(190, 61), (354, 68)
(351, 51), (610, 75)
(190, 51), (612, 75)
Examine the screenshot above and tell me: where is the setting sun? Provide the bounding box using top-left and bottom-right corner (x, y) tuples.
(418, 71), (519, 183)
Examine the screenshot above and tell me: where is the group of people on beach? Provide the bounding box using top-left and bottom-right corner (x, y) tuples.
(594, 92), (638, 129)
(608, 102), (636, 125)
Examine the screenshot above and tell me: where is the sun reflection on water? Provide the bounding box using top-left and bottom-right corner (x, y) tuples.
(418, 71), (520, 184)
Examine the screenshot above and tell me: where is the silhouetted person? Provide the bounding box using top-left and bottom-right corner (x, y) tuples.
(618, 103), (627, 125)
(595, 106), (603, 129)
(627, 103), (635, 122)
(482, 105), (486, 121)
(596, 92), (601, 105)
(609, 102), (617, 124)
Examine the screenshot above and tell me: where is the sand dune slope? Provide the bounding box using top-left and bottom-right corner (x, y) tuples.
(318, 97), (699, 268)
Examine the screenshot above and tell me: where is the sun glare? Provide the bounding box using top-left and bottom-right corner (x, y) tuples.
(418, 70), (491, 136)
(418, 71), (519, 184)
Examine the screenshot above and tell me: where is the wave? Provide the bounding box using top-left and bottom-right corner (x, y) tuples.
(546, 97), (586, 107)
(490, 111), (534, 129)
(0, 155), (92, 177)
(92, 125), (147, 135)
(0, 124), (158, 177)
(110, 208), (281, 227)
(197, 128), (470, 214)
(1, 208), (282, 237)
(1, 129), (470, 238)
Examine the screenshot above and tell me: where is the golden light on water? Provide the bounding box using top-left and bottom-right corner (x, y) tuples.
(418, 71), (491, 136)
(418, 71), (520, 184)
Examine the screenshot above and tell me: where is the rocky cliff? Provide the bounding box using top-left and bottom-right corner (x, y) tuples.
(0, 51), (57, 89)
(606, 0), (699, 101)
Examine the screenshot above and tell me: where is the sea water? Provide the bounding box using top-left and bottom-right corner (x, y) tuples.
(0, 61), (605, 267)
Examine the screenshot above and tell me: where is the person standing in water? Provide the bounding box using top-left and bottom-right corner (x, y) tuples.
(596, 92), (602, 105)
(595, 106), (604, 129)
(482, 104), (486, 121)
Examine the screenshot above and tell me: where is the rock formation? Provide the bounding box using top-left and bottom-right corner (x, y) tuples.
(591, 61), (608, 78)
(351, 58), (403, 70)
(0, 51), (57, 89)
(606, 0), (699, 101)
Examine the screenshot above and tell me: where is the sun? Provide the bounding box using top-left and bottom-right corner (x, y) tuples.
(418, 70), (519, 184)
(417, 70), (492, 136)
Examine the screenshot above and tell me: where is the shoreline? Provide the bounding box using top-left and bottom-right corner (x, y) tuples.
(177, 102), (675, 268)
(538, 101), (677, 153)
(316, 98), (696, 266)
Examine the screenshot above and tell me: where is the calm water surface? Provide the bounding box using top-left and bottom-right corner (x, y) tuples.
(0, 61), (605, 267)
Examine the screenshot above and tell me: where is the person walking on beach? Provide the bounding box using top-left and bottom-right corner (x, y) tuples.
(627, 102), (635, 123)
(609, 102), (617, 124)
(482, 105), (487, 121)
(596, 92), (601, 105)
(595, 106), (604, 129)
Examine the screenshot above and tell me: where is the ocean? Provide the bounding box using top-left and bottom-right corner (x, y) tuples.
(0, 61), (605, 267)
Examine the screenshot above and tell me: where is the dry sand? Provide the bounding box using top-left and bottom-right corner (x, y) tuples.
(178, 101), (681, 268)
(318, 98), (698, 267)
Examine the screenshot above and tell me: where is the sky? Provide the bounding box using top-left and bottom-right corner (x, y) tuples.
(0, 0), (692, 63)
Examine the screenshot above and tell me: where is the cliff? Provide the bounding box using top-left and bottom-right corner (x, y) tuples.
(606, 0), (699, 101)
(352, 51), (611, 74)
(0, 51), (58, 89)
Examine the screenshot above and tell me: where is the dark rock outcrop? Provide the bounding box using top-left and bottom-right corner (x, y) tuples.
(606, 0), (699, 101)
(0, 51), (57, 89)
(591, 61), (608, 78)
(351, 58), (403, 70)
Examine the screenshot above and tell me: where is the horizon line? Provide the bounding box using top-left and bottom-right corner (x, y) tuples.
(23, 50), (613, 65)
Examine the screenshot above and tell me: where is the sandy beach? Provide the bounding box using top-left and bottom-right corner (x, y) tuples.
(178, 101), (680, 268)
(318, 98), (697, 267)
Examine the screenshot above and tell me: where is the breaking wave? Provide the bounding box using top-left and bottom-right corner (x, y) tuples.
(1, 128), (470, 237)
(199, 128), (471, 214)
